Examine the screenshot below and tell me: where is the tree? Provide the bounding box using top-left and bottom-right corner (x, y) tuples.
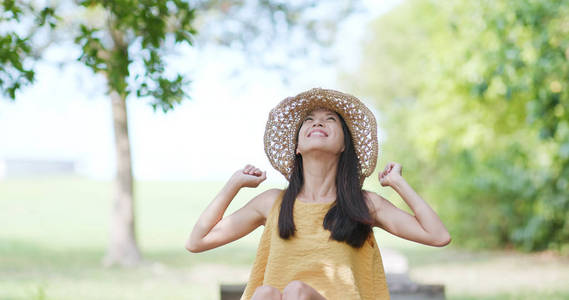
(1, 0), (361, 266)
(347, 0), (569, 252)
(452, 0), (569, 252)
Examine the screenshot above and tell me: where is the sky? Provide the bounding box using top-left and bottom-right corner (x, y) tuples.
(0, 0), (401, 184)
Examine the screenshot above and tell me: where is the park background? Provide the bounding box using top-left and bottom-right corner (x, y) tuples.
(1, 0), (568, 299)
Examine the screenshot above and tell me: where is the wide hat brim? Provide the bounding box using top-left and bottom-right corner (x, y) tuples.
(263, 87), (379, 184)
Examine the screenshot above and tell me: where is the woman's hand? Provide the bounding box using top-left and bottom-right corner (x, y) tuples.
(231, 164), (267, 188)
(378, 162), (403, 187)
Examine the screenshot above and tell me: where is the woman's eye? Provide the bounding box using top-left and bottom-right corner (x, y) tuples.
(328, 117), (335, 121)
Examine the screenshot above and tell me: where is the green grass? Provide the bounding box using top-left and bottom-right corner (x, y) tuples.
(1, 176), (568, 300)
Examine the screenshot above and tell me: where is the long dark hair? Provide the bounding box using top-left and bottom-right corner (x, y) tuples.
(278, 112), (374, 248)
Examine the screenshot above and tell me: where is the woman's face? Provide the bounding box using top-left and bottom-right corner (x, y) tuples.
(295, 107), (345, 157)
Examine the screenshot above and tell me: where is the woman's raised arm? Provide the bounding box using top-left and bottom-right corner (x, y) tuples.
(366, 162), (451, 247)
(185, 164), (279, 253)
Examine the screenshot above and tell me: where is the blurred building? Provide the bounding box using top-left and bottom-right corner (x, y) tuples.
(0, 159), (76, 179)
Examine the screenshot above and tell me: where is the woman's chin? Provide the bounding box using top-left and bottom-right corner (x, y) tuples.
(300, 147), (343, 157)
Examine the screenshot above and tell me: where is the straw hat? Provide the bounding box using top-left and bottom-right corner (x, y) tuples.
(264, 87), (379, 183)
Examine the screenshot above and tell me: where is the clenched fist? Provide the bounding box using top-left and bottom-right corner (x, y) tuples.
(378, 162), (403, 187)
(231, 164), (267, 188)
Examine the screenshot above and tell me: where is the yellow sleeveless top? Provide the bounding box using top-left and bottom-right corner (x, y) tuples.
(241, 191), (390, 300)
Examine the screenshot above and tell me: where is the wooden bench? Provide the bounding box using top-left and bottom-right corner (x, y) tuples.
(220, 273), (445, 300)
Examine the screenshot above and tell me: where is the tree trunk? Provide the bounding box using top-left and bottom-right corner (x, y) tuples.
(102, 90), (142, 267)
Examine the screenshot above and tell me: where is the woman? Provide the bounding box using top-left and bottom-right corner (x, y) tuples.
(187, 88), (451, 300)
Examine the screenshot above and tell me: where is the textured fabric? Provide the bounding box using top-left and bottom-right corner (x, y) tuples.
(241, 191), (390, 300)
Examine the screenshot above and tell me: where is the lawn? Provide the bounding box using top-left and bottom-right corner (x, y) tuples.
(0, 177), (567, 300)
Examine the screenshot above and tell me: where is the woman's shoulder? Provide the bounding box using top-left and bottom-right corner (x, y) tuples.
(252, 188), (285, 222)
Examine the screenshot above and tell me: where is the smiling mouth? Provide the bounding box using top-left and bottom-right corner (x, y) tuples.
(308, 130), (328, 137)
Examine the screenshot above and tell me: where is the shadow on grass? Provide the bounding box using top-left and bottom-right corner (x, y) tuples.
(0, 238), (258, 273)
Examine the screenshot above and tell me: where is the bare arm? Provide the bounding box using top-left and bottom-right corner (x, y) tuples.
(185, 164), (276, 253)
(367, 162), (451, 247)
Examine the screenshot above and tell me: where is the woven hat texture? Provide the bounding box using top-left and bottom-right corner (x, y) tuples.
(263, 87), (379, 182)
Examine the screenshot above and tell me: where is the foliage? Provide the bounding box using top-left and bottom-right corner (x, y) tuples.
(349, 0), (569, 252)
(72, 0), (197, 111)
(0, 1), (57, 99)
(1, 0), (360, 110)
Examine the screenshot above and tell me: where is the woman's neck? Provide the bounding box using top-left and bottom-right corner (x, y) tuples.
(299, 153), (338, 202)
